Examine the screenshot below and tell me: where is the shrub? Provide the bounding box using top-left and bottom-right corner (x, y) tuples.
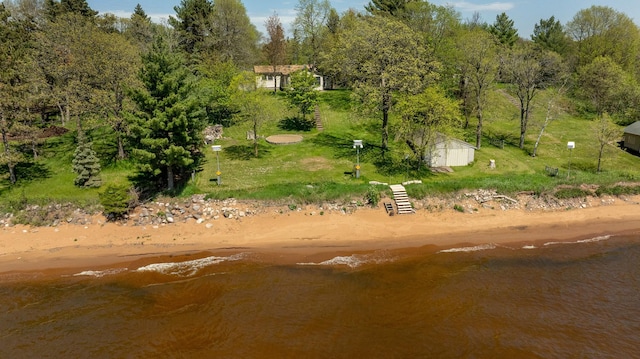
(453, 204), (464, 212)
(365, 186), (381, 207)
(99, 184), (136, 220)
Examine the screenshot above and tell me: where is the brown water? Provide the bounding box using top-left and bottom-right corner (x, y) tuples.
(1, 235), (639, 358)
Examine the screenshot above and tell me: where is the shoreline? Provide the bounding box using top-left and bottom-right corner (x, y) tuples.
(2, 196), (640, 274)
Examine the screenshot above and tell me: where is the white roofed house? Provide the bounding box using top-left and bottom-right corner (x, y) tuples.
(254, 65), (325, 91)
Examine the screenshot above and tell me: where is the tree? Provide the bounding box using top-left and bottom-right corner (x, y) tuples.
(45, 0), (96, 20)
(593, 114), (621, 172)
(284, 69), (319, 120)
(36, 13), (101, 130)
(208, 0), (259, 67)
(230, 72), (277, 157)
(365, 0), (417, 17)
(96, 31), (141, 160)
(0, 3), (44, 184)
(532, 79), (568, 157)
(489, 12), (518, 47)
(503, 45), (563, 149)
(127, 37), (207, 192)
(566, 6), (640, 74)
(324, 16), (438, 152)
(396, 86), (461, 169)
(456, 29), (498, 148)
(168, 0), (215, 55)
(126, 3), (153, 50)
(72, 140), (101, 187)
(292, 0), (331, 66)
(531, 16), (568, 54)
(263, 12), (286, 93)
(576, 56), (635, 118)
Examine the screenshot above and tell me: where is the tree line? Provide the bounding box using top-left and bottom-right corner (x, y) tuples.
(1, 0), (638, 194)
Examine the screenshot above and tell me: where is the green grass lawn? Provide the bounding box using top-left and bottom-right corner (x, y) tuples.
(2, 87), (640, 210)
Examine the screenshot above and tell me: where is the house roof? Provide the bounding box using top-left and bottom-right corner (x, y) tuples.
(624, 121), (640, 136)
(253, 65), (312, 75)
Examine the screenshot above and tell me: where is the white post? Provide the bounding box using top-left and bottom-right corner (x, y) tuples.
(212, 145), (222, 185)
(567, 141), (575, 179)
(353, 140), (363, 179)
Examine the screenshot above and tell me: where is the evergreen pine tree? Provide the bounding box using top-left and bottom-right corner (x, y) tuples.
(127, 36), (206, 192)
(489, 12), (518, 47)
(72, 140), (102, 188)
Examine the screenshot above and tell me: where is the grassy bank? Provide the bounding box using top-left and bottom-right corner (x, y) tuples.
(2, 88), (640, 213)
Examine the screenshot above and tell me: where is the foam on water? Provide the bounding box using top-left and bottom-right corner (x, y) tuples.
(544, 235), (611, 247)
(522, 245), (537, 250)
(438, 243), (497, 253)
(73, 268), (128, 278)
(298, 252), (394, 268)
(136, 253), (246, 276)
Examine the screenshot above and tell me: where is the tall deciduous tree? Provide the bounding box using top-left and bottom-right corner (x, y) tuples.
(456, 29), (498, 149)
(593, 114), (621, 173)
(503, 44), (563, 149)
(576, 56), (636, 118)
(325, 16), (438, 151)
(489, 12), (518, 47)
(396, 86), (461, 169)
(96, 31), (141, 160)
(263, 12), (286, 93)
(37, 13), (108, 134)
(230, 71), (276, 157)
(566, 6), (640, 75)
(292, 0), (331, 66)
(284, 69), (319, 120)
(209, 0), (259, 67)
(127, 37), (206, 192)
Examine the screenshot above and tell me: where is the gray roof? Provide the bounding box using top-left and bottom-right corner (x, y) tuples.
(624, 121), (640, 136)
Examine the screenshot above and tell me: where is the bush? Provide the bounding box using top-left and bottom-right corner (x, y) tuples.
(99, 184), (136, 220)
(365, 186), (381, 207)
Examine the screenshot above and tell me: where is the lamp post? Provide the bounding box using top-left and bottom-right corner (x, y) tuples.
(353, 140), (363, 179)
(567, 141), (575, 179)
(211, 145), (222, 185)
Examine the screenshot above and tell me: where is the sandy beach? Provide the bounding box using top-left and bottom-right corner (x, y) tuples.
(2, 196), (640, 273)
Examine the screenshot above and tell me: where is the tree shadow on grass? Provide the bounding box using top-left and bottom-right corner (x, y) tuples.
(278, 116), (315, 131)
(0, 161), (51, 186)
(223, 144), (272, 161)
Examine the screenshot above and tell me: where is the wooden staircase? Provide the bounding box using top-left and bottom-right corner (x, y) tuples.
(390, 184), (414, 215)
(314, 105), (324, 131)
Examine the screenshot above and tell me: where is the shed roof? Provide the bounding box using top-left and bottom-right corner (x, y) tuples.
(253, 65), (312, 75)
(624, 121), (640, 136)
(434, 133), (476, 149)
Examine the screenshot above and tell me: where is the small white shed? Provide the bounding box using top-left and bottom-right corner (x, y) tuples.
(426, 135), (476, 167)
(623, 121), (640, 152)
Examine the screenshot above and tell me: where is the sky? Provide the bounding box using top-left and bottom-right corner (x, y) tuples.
(86, 0), (640, 38)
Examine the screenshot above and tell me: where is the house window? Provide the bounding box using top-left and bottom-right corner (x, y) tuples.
(262, 75), (274, 81)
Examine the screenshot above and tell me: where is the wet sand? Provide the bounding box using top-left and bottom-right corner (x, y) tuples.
(2, 197), (640, 272)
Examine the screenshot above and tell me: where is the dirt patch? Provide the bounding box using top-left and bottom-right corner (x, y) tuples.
(265, 134), (303, 145)
(301, 157), (332, 171)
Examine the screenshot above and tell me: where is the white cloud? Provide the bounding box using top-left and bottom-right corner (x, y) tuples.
(448, 1), (515, 12)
